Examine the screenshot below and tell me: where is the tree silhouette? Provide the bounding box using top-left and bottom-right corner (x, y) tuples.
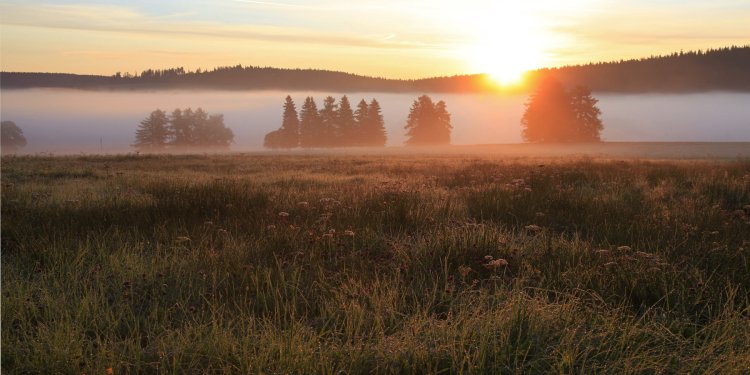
(521, 78), (603, 142)
(132, 109), (169, 151)
(404, 95), (453, 146)
(169, 108), (194, 147)
(133, 108), (234, 152)
(319, 96), (338, 147)
(353, 99), (369, 146)
(1, 121), (28, 153)
(264, 95), (299, 149)
(202, 114), (234, 148)
(354, 99), (387, 147)
(336, 95), (356, 146)
(299, 97), (321, 148)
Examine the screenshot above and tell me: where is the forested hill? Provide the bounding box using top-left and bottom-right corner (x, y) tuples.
(2, 46), (748, 93)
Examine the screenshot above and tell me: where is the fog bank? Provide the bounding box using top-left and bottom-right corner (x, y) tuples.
(1, 89), (748, 154)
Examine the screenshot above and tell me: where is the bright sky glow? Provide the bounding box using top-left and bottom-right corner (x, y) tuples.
(1, 0), (748, 79)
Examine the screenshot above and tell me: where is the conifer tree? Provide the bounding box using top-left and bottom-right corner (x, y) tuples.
(133, 109), (169, 151)
(264, 95), (299, 149)
(337, 95), (356, 146)
(362, 99), (387, 147)
(319, 96), (338, 147)
(279, 95), (300, 148)
(404, 95), (452, 146)
(299, 96), (321, 148)
(354, 99), (369, 146)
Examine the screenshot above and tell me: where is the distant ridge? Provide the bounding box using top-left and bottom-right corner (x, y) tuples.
(2, 46), (748, 93)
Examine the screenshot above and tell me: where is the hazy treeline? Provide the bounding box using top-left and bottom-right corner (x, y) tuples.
(538, 46), (750, 92)
(2, 46), (748, 93)
(265, 94), (455, 148)
(132, 108), (234, 151)
(265, 95), (387, 148)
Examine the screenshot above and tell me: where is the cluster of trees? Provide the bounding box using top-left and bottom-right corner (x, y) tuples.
(521, 78), (604, 143)
(265, 95), (387, 148)
(1, 121), (27, 153)
(132, 108), (234, 151)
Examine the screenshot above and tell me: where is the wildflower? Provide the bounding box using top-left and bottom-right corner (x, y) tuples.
(343, 230), (355, 237)
(616, 245), (632, 252)
(278, 211), (289, 218)
(298, 201), (309, 209)
(106, 367), (114, 375)
(458, 265), (472, 278)
(535, 212), (545, 218)
(484, 258), (508, 270)
(484, 255), (494, 261)
(595, 249), (610, 255)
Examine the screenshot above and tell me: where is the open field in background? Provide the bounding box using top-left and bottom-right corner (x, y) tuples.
(2, 152), (750, 373)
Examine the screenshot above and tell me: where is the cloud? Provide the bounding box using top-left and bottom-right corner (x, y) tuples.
(0, 3), (458, 51)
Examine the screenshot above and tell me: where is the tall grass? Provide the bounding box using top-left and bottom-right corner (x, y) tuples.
(2, 154), (749, 373)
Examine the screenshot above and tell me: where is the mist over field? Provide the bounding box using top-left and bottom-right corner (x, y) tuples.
(1, 89), (749, 154)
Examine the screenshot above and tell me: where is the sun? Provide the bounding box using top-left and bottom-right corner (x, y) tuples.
(459, 2), (549, 87)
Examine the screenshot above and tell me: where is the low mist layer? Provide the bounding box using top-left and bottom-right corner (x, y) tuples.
(0, 89), (748, 154)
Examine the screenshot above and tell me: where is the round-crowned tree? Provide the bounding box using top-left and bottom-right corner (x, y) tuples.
(522, 77), (603, 143)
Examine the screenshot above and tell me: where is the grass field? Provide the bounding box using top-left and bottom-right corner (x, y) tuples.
(2, 152), (750, 373)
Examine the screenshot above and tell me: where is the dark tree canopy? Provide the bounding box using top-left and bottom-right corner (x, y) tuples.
(521, 78), (603, 143)
(1, 121), (28, 153)
(404, 95), (453, 146)
(132, 108), (233, 152)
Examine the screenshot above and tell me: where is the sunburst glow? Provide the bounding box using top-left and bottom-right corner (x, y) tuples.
(458, 2), (552, 86)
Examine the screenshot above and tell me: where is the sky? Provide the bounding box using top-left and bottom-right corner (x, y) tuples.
(1, 0), (749, 79)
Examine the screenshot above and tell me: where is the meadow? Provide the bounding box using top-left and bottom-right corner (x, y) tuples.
(2, 152), (749, 373)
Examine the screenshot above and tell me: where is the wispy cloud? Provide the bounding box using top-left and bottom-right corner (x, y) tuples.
(0, 3), (457, 51)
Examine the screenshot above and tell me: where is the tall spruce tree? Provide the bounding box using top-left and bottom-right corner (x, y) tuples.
(264, 95), (299, 149)
(132, 109), (169, 151)
(337, 95), (356, 146)
(353, 99), (369, 146)
(361, 99), (387, 147)
(319, 96), (338, 147)
(279, 95), (300, 148)
(299, 96), (321, 148)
